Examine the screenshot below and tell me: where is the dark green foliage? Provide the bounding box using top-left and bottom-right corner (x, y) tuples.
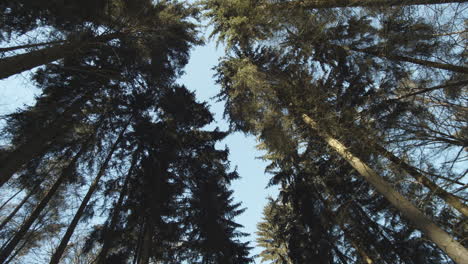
(206, 0), (466, 263)
(2, 0), (467, 263)
(0, 1), (253, 263)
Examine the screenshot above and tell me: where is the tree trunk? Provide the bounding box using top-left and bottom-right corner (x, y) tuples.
(0, 150), (84, 263)
(0, 91), (94, 188)
(0, 32), (121, 80)
(374, 144), (468, 217)
(3, 232), (31, 264)
(319, 186), (376, 264)
(348, 236), (374, 264)
(327, 207), (375, 263)
(0, 187), (36, 231)
(0, 40), (66, 53)
(396, 79), (468, 100)
(0, 188), (24, 212)
(96, 154), (138, 263)
(282, 0), (468, 9)
(301, 113), (468, 264)
(348, 46), (468, 74)
(138, 219), (153, 264)
(49, 120), (130, 264)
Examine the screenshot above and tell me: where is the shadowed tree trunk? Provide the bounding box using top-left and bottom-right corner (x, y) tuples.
(48, 119), (130, 264)
(0, 187), (37, 231)
(396, 80), (468, 100)
(0, 188), (24, 212)
(347, 46), (468, 74)
(374, 144), (468, 217)
(0, 32), (121, 80)
(319, 186), (377, 264)
(0, 40), (66, 53)
(138, 218), (153, 264)
(0, 147), (86, 263)
(96, 153), (139, 264)
(0, 91), (95, 188)
(301, 113), (468, 264)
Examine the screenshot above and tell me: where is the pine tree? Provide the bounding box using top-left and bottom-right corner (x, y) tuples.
(206, 0), (468, 261)
(256, 199), (293, 264)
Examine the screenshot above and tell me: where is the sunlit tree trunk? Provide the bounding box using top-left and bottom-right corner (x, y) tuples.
(0, 33), (120, 80)
(49, 120), (130, 264)
(302, 113), (468, 264)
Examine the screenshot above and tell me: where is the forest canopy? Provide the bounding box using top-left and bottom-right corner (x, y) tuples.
(0, 0), (467, 263)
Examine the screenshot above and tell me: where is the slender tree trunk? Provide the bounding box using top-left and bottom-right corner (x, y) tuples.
(301, 113), (468, 264)
(0, 32), (121, 80)
(0, 40), (66, 53)
(374, 144), (468, 217)
(396, 79), (468, 100)
(138, 219), (153, 264)
(4, 232), (30, 264)
(0, 188), (24, 212)
(348, 236), (374, 264)
(0, 150), (84, 263)
(282, 0), (468, 9)
(329, 208), (375, 264)
(348, 46), (468, 74)
(319, 186), (376, 264)
(133, 224), (145, 264)
(0, 91), (94, 188)
(96, 154), (138, 263)
(0, 188), (37, 231)
(349, 121), (468, 216)
(49, 120), (130, 264)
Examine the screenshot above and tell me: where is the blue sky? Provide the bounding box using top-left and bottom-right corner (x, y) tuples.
(178, 36), (279, 261)
(0, 35), (278, 263)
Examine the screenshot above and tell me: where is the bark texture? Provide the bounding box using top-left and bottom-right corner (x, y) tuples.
(302, 113), (468, 264)
(0, 33), (120, 80)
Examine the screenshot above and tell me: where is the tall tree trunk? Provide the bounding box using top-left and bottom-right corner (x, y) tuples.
(0, 40), (66, 53)
(319, 186), (377, 264)
(374, 144), (468, 217)
(3, 230), (32, 264)
(330, 209), (375, 264)
(301, 113), (468, 264)
(0, 188), (24, 212)
(133, 224), (145, 264)
(0, 91), (95, 187)
(49, 120), (130, 264)
(138, 219), (153, 264)
(0, 32), (121, 80)
(348, 46), (468, 74)
(0, 149), (85, 263)
(96, 153), (138, 263)
(281, 0), (468, 9)
(396, 79), (468, 100)
(0, 187), (37, 231)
